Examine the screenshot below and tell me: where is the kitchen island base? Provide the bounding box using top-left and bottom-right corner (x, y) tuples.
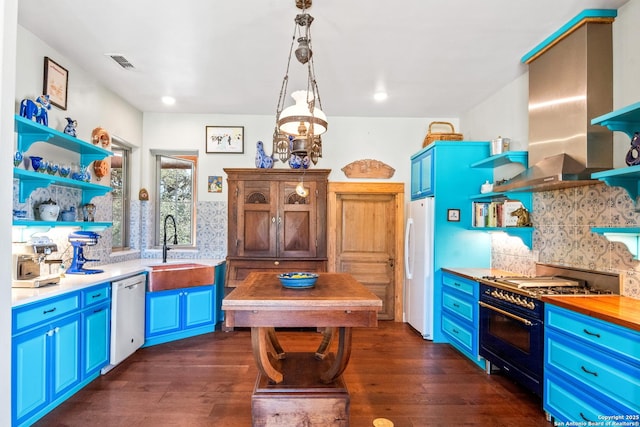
(252, 352), (349, 427)
(223, 272), (381, 427)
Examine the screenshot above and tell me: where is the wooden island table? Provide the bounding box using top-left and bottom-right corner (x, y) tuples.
(222, 272), (382, 426)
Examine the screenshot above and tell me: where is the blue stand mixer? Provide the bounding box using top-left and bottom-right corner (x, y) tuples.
(66, 231), (103, 274)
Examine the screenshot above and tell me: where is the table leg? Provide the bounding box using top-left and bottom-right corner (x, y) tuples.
(320, 327), (352, 384)
(314, 327), (337, 360)
(266, 327), (286, 360)
(251, 327), (284, 384)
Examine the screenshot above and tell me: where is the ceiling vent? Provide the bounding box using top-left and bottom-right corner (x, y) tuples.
(107, 54), (135, 69)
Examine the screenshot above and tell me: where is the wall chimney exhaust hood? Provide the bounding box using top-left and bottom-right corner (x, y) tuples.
(494, 9), (616, 193)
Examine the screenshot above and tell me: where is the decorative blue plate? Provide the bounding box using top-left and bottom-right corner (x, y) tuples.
(278, 272), (318, 289)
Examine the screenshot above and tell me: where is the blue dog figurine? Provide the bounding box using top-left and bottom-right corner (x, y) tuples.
(255, 141), (274, 168)
(64, 117), (77, 137)
(19, 94), (51, 126)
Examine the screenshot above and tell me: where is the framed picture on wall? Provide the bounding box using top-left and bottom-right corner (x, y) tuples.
(208, 176), (223, 193)
(43, 57), (68, 110)
(205, 126), (244, 153)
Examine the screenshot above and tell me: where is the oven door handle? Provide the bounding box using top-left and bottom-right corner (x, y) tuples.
(478, 301), (534, 326)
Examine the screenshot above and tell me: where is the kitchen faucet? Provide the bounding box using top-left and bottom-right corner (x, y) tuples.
(162, 214), (178, 263)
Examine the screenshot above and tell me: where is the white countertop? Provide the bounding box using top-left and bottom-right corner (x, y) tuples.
(11, 258), (225, 307)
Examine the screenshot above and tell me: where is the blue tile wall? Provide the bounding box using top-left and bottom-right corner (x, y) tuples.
(492, 183), (640, 299)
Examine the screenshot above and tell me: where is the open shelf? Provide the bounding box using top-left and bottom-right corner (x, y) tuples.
(13, 115), (113, 232)
(12, 220), (112, 231)
(591, 227), (640, 259)
(15, 114), (112, 164)
(468, 150), (532, 250)
(470, 151), (528, 169)
(591, 101), (640, 138)
(591, 164), (640, 205)
(14, 168), (111, 205)
(471, 226), (533, 248)
(470, 192), (510, 200)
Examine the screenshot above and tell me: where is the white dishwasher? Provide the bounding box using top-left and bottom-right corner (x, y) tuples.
(101, 273), (146, 374)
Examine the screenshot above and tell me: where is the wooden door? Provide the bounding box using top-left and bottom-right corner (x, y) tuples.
(328, 182), (404, 321)
(237, 180), (278, 257)
(279, 180), (318, 258)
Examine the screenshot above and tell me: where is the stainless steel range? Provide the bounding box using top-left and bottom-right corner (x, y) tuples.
(478, 263), (620, 397)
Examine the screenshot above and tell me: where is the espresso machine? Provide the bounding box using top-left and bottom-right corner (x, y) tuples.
(66, 231), (104, 274)
(12, 236), (61, 288)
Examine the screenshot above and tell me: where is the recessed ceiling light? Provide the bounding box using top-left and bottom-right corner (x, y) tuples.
(161, 96), (176, 106)
(374, 91), (388, 102)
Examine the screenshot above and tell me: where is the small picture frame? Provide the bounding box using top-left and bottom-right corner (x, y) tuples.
(208, 176), (223, 193)
(43, 57), (68, 110)
(447, 209), (460, 222)
(206, 126), (244, 153)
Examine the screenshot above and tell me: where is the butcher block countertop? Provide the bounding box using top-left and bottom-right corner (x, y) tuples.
(441, 267), (518, 281)
(542, 295), (640, 333)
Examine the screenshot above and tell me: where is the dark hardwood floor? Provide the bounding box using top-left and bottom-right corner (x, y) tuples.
(34, 321), (551, 426)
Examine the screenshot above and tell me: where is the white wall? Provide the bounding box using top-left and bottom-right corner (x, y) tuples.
(1, 1), (18, 424)
(460, 74), (529, 151)
(143, 113), (462, 202)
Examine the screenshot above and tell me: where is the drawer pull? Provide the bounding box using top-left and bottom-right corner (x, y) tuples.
(454, 282), (461, 287)
(453, 303), (460, 308)
(580, 412), (595, 423)
(92, 293), (102, 298)
(583, 328), (601, 338)
(479, 301), (533, 326)
(93, 308), (104, 314)
(580, 366), (598, 377)
(452, 328), (459, 334)
(43, 307), (57, 314)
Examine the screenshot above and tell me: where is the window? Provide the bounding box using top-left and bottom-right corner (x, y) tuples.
(155, 153), (197, 247)
(111, 140), (131, 251)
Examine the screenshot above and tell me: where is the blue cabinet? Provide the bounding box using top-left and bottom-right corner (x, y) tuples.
(12, 293), (82, 427)
(13, 313), (82, 425)
(411, 148), (433, 199)
(441, 272), (483, 368)
(145, 285), (217, 346)
(81, 284), (111, 378)
(544, 304), (640, 423)
(11, 284), (112, 427)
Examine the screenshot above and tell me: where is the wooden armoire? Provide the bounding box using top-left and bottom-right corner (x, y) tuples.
(224, 168), (330, 287)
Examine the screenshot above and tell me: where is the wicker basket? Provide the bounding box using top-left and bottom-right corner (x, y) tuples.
(422, 121), (463, 147)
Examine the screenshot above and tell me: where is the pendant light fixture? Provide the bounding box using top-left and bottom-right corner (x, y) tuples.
(273, 0), (327, 166)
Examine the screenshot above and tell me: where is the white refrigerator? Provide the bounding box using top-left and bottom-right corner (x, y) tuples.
(404, 197), (435, 340)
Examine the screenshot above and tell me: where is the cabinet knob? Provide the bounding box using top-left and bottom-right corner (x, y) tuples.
(274, 261), (280, 266)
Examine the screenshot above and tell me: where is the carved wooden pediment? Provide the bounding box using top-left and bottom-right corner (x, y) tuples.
(341, 159), (395, 179)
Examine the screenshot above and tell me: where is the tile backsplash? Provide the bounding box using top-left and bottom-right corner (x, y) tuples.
(492, 182), (640, 299)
